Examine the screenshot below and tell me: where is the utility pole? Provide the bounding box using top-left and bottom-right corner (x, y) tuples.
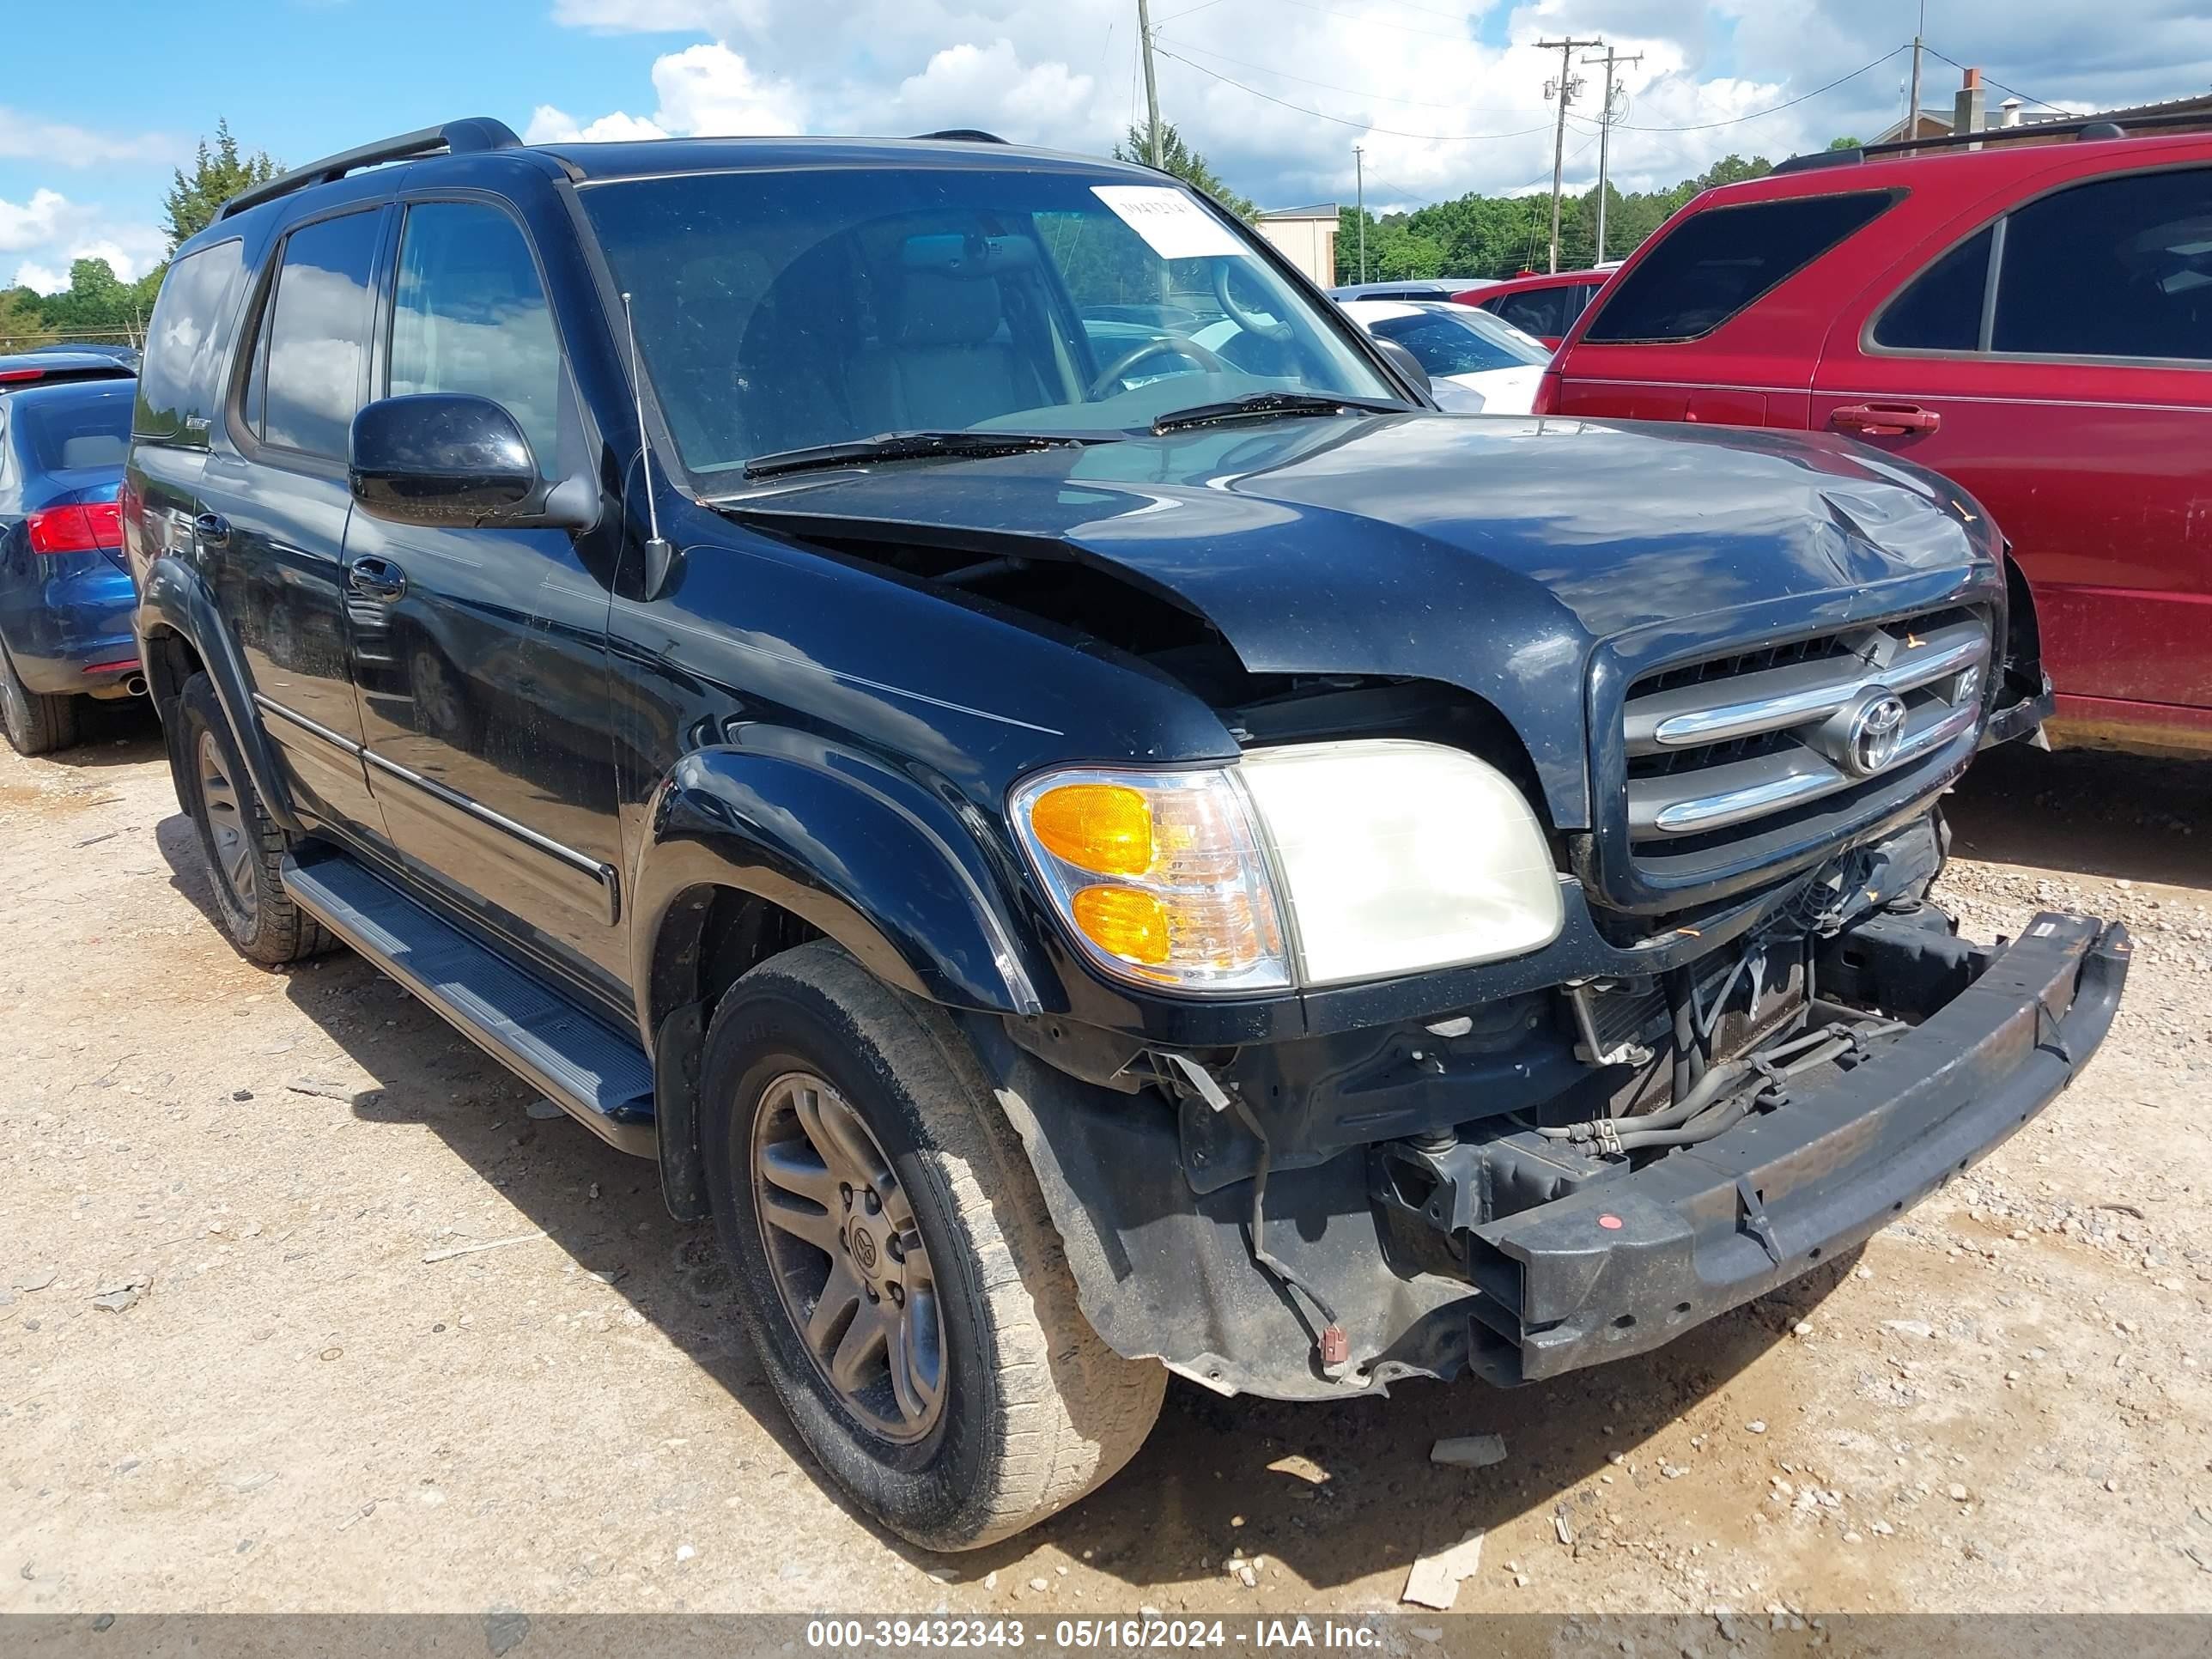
(1538, 36), (1601, 273)
(1905, 0), (1926, 145)
(1584, 46), (1641, 264)
(1354, 144), (1367, 283)
(1136, 0), (1164, 167)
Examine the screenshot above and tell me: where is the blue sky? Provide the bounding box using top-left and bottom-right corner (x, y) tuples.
(6, 0), (2209, 290)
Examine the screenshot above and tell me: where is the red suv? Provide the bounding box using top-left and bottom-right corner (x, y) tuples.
(1543, 118), (2212, 759)
(1455, 268), (1615, 347)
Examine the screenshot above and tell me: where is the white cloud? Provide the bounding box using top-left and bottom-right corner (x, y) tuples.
(526, 44), (801, 143)
(534, 0), (2212, 211)
(525, 105), (669, 143)
(649, 43), (805, 136)
(2, 187), (166, 291)
(889, 41), (1097, 150)
(0, 106), (182, 168)
(0, 188), (79, 253)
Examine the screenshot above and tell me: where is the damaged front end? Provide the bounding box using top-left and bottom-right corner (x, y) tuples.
(963, 815), (2128, 1400)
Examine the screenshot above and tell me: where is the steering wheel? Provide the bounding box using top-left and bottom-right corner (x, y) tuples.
(1213, 262), (1293, 343)
(1085, 335), (1230, 401)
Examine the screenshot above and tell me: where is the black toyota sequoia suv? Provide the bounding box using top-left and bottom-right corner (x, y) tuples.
(123, 118), (2125, 1549)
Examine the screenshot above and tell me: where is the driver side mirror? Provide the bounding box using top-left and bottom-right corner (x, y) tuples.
(1374, 339), (1432, 399)
(349, 393), (599, 532)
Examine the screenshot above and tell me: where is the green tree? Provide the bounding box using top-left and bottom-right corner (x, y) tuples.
(40, 258), (131, 332)
(0, 286), (46, 349)
(1114, 122), (1259, 222)
(162, 118), (279, 251)
(1333, 154), (1786, 284)
(1828, 134), (1865, 150)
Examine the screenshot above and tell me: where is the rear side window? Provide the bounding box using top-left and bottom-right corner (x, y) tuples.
(1993, 166), (2212, 360)
(247, 210), (381, 459)
(1585, 191), (1899, 343)
(1874, 226), (1994, 351)
(1491, 287), (1569, 337)
(132, 238), (247, 449)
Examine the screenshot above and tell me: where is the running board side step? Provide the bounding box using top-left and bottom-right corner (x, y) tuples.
(281, 850), (657, 1158)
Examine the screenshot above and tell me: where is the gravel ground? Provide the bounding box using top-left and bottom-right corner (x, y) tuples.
(2, 708), (2209, 1619)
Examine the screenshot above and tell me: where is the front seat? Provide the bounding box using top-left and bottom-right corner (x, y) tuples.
(854, 272), (1034, 432)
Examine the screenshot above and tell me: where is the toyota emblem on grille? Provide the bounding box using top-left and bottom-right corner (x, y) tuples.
(1844, 690), (1908, 776)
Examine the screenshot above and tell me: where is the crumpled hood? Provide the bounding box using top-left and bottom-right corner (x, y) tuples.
(734, 411), (1997, 823)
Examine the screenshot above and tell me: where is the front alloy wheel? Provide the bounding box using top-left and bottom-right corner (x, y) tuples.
(750, 1071), (946, 1443)
(702, 940), (1166, 1550)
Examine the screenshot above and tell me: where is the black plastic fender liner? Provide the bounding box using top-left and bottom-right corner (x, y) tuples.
(960, 1015), (1474, 1401)
(654, 1000), (711, 1222)
(1465, 911), (2130, 1385)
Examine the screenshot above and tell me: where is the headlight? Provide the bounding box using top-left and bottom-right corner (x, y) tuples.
(1010, 740), (1563, 994)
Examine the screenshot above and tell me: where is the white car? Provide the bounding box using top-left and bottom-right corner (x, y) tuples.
(1337, 299), (1551, 414)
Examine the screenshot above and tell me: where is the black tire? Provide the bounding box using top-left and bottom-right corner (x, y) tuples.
(176, 673), (332, 967)
(702, 939), (1164, 1550)
(0, 641), (80, 757)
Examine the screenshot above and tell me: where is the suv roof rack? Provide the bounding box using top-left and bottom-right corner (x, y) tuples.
(908, 129), (1008, 143)
(217, 117), (523, 221)
(1773, 106), (2209, 175)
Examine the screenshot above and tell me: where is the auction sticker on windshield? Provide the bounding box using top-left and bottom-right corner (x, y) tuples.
(1091, 185), (1248, 259)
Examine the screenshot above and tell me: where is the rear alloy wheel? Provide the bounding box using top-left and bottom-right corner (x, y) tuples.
(0, 642), (80, 757)
(176, 673), (332, 967)
(196, 726), (259, 927)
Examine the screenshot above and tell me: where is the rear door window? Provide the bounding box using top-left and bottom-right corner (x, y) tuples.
(1585, 190), (1899, 343)
(250, 210), (381, 459)
(1992, 166), (2212, 361)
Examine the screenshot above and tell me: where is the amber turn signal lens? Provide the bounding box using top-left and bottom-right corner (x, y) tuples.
(1028, 783), (1154, 878)
(1071, 884), (1170, 964)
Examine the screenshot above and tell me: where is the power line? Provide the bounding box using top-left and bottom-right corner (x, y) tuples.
(1152, 45), (1557, 140)
(1154, 35), (1537, 112)
(1566, 45), (1909, 132)
(1919, 45), (2079, 115)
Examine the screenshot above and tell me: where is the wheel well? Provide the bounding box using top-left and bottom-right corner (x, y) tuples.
(2000, 550), (2045, 700)
(143, 627), (206, 715)
(650, 883), (824, 1036)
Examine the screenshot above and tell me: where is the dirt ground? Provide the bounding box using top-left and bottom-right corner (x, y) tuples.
(3, 706), (2209, 1620)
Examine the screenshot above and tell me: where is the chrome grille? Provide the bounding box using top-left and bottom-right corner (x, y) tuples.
(1622, 610), (1990, 851)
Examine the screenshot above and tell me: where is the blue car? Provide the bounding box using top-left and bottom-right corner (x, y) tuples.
(0, 375), (141, 754)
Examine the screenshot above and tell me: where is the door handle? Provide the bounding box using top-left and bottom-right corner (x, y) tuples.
(193, 512), (231, 547)
(348, 556), (408, 602)
(1829, 402), (1942, 436)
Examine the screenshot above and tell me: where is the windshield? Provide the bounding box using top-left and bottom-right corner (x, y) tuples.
(1364, 307), (1550, 376)
(579, 165), (1399, 482)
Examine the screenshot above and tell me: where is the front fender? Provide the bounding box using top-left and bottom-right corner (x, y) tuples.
(631, 730), (1049, 1040)
(137, 550), (300, 836)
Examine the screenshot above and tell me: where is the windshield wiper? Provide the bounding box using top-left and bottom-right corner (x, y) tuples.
(742, 429), (1106, 481)
(1149, 392), (1407, 435)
